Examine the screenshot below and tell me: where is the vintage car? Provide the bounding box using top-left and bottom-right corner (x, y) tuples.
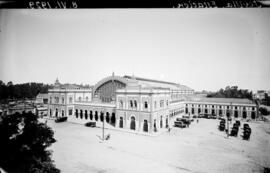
(235, 120), (241, 127)
(85, 121), (96, 127)
(174, 121), (187, 128)
(230, 126), (239, 137)
(219, 124), (225, 131)
(55, 116), (68, 123)
(243, 123), (250, 130)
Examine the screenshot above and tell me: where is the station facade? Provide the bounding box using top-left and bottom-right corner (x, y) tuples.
(47, 74), (257, 133)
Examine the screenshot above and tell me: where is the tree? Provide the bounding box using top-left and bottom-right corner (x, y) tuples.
(0, 82), (51, 101)
(0, 112), (60, 173)
(207, 86), (253, 100)
(259, 107), (270, 116)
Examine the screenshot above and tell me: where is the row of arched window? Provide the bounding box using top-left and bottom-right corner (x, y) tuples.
(118, 100), (149, 109)
(74, 109), (116, 125)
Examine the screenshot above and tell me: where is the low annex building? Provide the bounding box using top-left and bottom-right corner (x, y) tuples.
(185, 98), (257, 119)
(47, 74), (258, 133)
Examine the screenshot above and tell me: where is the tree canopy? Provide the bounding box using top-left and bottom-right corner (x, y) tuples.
(0, 112), (60, 173)
(0, 81), (51, 100)
(207, 86), (253, 100)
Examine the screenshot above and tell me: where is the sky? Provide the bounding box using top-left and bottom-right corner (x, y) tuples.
(0, 9), (270, 92)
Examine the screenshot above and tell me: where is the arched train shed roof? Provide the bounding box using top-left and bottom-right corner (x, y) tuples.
(92, 75), (129, 94)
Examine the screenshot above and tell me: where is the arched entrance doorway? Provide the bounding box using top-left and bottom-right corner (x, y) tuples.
(111, 113), (116, 126)
(226, 111), (230, 118)
(100, 112), (104, 122)
(234, 110), (238, 118)
(106, 112), (110, 123)
(89, 110), (93, 120)
(75, 109), (78, 118)
(160, 116), (163, 128)
(211, 109), (215, 115)
(85, 110), (88, 119)
(243, 111), (247, 119)
(219, 109), (222, 116)
(119, 117), (123, 128)
(251, 111), (256, 119)
(80, 110), (83, 119)
(154, 119), (157, 132)
(143, 120), (148, 132)
(55, 108), (58, 117)
(95, 111), (98, 121)
(130, 116), (136, 130)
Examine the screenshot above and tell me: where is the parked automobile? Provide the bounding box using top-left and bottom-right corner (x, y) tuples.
(174, 121), (186, 128)
(203, 114), (209, 119)
(180, 118), (191, 125)
(235, 120), (241, 127)
(243, 130), (251, 140)
(243, 123), (250, 130)
(182, 115), (190, 119)
(55, 116), (68, 123)
(230, 126), (239, 136)
(85, 121), (96, 127)
(233, 123), (239, 129)
(219, 124), (225, 131)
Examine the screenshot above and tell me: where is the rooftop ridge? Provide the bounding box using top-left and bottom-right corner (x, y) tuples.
(123, 75), (179, 86)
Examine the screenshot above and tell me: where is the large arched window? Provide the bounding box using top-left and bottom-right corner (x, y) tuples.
(130, 116), (136, 130)
(143, 120), (148, 132)
(134, 100), (137, 108)
(130, 100), (133, 108)
(119, 117), (123, 128)
(144, 101), (148, 109)
(119, 100), (123, 109)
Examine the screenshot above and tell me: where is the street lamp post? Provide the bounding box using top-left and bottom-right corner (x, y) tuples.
(227, 102), (232, 138)
(227, 112), (229, 138)
(102, 111), (105, 141)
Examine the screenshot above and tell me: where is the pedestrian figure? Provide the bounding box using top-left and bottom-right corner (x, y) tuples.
(197, 119), (199, 123)
(45, 120), (47, 124)
(106, 134), (110, 140)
